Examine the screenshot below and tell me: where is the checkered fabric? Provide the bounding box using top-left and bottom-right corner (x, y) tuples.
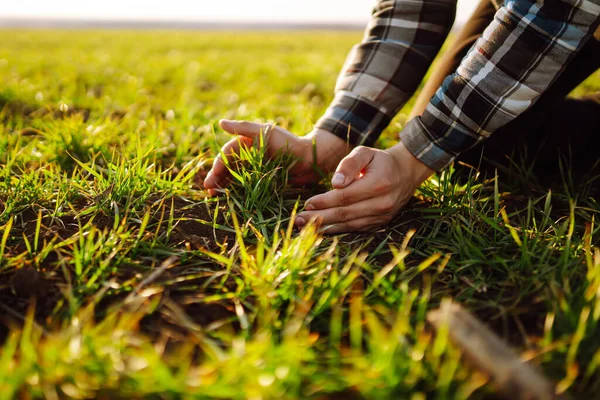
(315, 0), (600, 171)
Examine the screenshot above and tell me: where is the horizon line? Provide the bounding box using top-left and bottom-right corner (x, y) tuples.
(0, 17), (369, 31)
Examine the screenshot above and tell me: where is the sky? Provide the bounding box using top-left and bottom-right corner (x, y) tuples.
(1, 0), (481, 25)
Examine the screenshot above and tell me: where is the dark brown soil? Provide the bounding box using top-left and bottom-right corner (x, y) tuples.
(160, 196), (232, 250)
(0, 188), (551, 352)
(0, 192), (243, 345)
(0, 269), (61, 342)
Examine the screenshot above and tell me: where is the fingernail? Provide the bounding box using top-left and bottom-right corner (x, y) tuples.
(305, 204), (315, 211)
(295, 216), (306, 226)
(332, 173), (345, 187)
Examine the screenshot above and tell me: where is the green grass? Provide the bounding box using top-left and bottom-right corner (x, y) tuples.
(0, 29), (599, 399)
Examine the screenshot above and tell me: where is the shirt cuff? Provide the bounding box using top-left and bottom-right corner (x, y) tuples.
(314, 91), (393, 147)
(400, 116), (457, 171)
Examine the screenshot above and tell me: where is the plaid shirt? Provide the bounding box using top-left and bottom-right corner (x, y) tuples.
(315, 0), (600, 171)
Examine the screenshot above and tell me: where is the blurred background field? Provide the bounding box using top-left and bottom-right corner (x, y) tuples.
(0, 29), (599, 399)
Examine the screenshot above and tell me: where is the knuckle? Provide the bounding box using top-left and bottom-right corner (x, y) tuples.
(377, 204), (391, 214)
(374, 178), (392, 193)
(378, 201), (395, 214)
(346, 157), (360, 168)
(341, 224), (352, 233)
(348, 146), (365, 159)
(335, 206), (349, 222)
(337, 190), (351, 206)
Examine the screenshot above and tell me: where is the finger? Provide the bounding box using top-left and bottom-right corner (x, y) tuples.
(204, 136), (252, 193)
(220, 119), (271, 139)
(205, 139), (238, 181)
(321, 216), (388, 234)
(295, 197), (393, 227)
(304, 171), (392, 211)
(206, 185), (228, 197)
(331, 146), (374, 189)
(203, 138), (239, 190)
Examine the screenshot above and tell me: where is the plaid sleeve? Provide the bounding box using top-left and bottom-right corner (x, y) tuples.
(401, 0), (600, 171)
(314, 0), (457, 146)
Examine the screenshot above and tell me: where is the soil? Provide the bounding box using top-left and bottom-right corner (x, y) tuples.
(0, 194), (239, 344)
(0, 190), (553, 351)
(0, 268), (61, 342)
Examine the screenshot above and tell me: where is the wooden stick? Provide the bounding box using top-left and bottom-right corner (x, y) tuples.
(427, 301), (568, 400)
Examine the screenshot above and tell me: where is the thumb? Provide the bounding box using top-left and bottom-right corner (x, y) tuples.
(331, 146), (374, 189)
(219, 119), (270, 139)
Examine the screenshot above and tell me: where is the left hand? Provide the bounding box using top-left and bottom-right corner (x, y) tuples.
(294, 143), (434, 233)
(203, 121), (350, 196)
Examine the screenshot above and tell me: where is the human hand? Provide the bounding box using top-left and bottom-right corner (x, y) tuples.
(204, 120), (350, 196)
(294, 143), (434, 233)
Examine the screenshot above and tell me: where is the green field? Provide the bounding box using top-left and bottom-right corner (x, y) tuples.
(1, 30), (600, 399)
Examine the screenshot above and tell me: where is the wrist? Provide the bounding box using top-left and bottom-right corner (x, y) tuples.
(303, 129), (352, 173)
(386, 142), (434, 186)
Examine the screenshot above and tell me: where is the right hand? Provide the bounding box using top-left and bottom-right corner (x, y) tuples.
(295, 143), (434, 233)
(204, 120), (350, 196)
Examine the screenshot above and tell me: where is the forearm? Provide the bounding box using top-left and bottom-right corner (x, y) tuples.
(401, 0), (600, 171)
(315, 0), (457, 146)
